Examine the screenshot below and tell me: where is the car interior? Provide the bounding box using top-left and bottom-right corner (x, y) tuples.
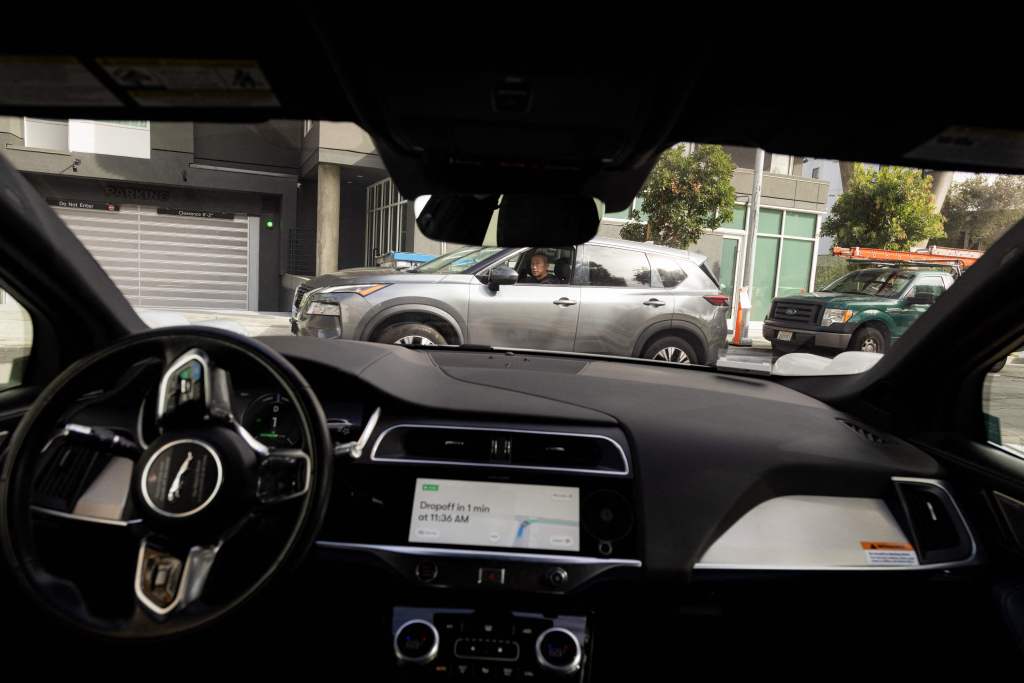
(3, 19), (1024, 677)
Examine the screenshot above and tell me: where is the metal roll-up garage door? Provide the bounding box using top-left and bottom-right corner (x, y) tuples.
(56, 204), (254, 310)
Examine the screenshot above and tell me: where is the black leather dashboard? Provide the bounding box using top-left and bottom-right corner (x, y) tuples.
(262, 336), (950, 578)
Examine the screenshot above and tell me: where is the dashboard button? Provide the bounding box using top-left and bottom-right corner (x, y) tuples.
(535, 627), (581, 675)
(466, 619), (514, 638)
(394, 619), (440, 665)
(477, 567), (506, 585)
(453, 663), (473, 678)
(545, 567), (569, 589)
(415, 560), (439, 583)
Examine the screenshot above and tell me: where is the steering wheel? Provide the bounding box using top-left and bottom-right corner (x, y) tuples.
(0, 327), (333, 637)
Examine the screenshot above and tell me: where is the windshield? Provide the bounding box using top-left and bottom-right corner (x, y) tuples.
(413, 246), (506, 274)
(821, 269), (914, 297)
(3, 118), (1022, 378)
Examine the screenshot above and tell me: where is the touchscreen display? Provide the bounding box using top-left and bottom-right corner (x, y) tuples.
(409, 478), (580, 552)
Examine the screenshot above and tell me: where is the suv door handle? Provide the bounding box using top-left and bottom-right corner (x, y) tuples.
(553, 297), (578, 306)
(643, 298), (666, 307)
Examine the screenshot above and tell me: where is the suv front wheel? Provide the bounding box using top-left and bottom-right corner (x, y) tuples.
(373, 322), (447, 346)
(644, 335), (699, 365)
(850, 326), (887, 354)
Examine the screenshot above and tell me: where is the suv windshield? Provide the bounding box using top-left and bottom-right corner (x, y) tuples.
(821, 269), (914, 297)
(413, 246), (506, 274)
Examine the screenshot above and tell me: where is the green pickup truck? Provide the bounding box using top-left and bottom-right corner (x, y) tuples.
(763, 267), (955, 355)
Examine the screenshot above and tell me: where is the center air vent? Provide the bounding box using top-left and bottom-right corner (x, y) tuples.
(370, 425), (628, 474)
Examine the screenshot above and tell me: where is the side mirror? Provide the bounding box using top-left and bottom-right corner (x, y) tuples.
(478, 265), (519, 291)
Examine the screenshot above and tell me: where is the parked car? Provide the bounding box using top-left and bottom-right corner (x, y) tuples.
(292, 237), (730, 365)
(763, 267), (956, 355)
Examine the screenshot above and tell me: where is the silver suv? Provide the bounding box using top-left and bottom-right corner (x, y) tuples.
(292, 237), (729, 365)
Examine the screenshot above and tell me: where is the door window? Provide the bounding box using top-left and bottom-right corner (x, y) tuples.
(512, 247), (575, 285)
(577, 246), (652, 288)
(0, 288), (33, 390)
(984, 346), (1024, 457)
(648, 254), (686, 288)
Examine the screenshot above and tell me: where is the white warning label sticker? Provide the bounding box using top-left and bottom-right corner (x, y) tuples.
(861, 541), (918, 566)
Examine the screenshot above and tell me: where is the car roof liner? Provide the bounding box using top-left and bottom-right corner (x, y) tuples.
(2, 21), (1021, 207)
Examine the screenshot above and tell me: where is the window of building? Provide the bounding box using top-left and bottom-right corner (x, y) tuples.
(749, 208), (820, 319)
(603, 196), (647, 222)
(720, 204), (748, 231)
(365, 177), (406, 265)
(303, 120), (314, 136)
(23, 118), (150, 158)
(769, 153), (793, 175)
(811, 167), (820, 179)
(23, 118), (69, 151)
(578, 245), (652, 288)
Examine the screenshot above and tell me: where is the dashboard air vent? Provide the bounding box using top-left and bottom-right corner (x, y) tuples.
(893, 479), (974, 565)
(371, 425), (628, 474)
(33, 439), (111, 512)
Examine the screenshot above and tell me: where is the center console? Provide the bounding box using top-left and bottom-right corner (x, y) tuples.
(319, 421), (641, 593)
(392, 606), (588, 680)
(316, 420), (640, 680)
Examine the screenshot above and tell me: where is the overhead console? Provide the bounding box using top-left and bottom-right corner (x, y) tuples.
(317, 418), (640, 595)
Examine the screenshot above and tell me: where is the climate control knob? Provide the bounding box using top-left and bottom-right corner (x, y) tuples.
(535, 627), (581, 675)
(394, 619), (439, 665)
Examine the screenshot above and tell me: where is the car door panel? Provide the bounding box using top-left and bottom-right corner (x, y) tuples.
(468, 283), (580, 352)
(574, 245), (663, 357)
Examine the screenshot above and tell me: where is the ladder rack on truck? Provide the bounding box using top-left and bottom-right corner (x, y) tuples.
(831, 245), (983, 277)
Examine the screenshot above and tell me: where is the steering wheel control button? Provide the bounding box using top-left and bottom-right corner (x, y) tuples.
(535, 627), (582, 675)
(545, 567), (569, 589)
(140, 439), (223, 518)
(477, 567), (506, 586)
(138, 544), (183, 610)
(157, 350), (210, 422)
(394, 619), (440, 665)
(415, 560), (439, 583)
(256, 452), (310, 503)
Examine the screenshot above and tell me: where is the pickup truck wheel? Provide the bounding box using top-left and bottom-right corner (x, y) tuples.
(850, 326), (887, 354)
(374, 322), (447, 346)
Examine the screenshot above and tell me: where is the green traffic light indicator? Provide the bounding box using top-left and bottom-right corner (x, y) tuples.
(265, 218), (275, 229)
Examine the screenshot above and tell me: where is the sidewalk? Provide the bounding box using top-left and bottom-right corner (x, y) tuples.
(137, 308), (292, 337)
(725, 320), (772, 349)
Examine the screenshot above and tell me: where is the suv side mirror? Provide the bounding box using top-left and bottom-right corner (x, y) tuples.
(478, 265), (519, 291)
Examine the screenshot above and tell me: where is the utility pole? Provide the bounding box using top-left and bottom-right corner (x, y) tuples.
(731, 148), (764, 346)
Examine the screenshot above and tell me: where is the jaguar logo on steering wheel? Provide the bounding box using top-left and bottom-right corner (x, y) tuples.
(141, 440), (223, 518)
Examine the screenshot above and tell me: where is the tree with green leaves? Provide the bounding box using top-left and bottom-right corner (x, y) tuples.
(822, 163), (945, 250)
(619, 144), (736, 249)
(937, 174), (1024, 250)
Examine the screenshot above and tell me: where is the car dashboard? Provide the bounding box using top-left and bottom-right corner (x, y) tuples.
(49, 336), (986, 678)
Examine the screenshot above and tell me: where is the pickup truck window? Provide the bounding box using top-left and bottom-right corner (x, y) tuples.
(822, 269), (913, 297)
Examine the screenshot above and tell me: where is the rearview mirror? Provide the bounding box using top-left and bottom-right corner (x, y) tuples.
(477, 265), (519, 291)
(416, 194), (602, 247)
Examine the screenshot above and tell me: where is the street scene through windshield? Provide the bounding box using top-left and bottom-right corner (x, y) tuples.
(0, 119), (1022, 383)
